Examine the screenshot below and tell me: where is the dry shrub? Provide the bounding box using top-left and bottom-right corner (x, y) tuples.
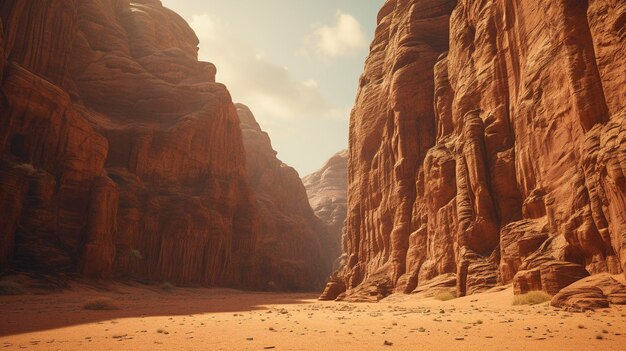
(512, 291), (552, 306)
(434, 290), (456, 301)
(0, 281), (24, 296)
(83, 297), (120, 311)
(159, 282), (175, 292)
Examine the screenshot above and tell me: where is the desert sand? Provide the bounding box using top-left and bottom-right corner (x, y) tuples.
(1, 282), (625, 351)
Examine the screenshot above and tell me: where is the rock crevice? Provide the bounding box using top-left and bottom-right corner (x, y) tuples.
(330, 0), (626, 302)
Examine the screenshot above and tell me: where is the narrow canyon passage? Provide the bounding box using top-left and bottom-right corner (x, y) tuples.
(1, 0), (625, 350)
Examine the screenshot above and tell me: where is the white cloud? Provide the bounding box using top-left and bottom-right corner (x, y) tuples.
(308, 11), (367, 58)
(302, 79), (318, 88)
(189, 13), (336, 121)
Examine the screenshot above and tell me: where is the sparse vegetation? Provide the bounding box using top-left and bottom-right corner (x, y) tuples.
(266, 281), (278, 291)
(157, 328), (169, 335)
(0, 281), (24, 296)
(129, 249), (143, 260)
(159, 282), (175, 292)
(83, 297), (120, 311)
(434, 290), (456, 301)
(14, 163), (36, 174)
(30, 274), (70, 291)
(512, 291), (552, 306)
(595, 334), (604, 340)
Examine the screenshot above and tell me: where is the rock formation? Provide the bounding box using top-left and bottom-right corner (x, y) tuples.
(237, 104), (333, 291)
(327, 0), (626, 302)
(551, 274), (626, 311)
(0, 0), (330, 290)
(303, 150), (348, 267)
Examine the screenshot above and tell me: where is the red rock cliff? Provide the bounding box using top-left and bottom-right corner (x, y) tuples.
(327, 0), (625, 301)
(237, 104), (333, 291)
(0, 0), (259, 287)
(303, 150), (348, 268)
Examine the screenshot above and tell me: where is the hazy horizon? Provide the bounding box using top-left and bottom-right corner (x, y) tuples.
(161, 0), (384, 176)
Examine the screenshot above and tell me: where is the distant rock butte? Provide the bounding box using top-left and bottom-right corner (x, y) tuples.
(303, 150), (348, 267)
(0, 0), (330, 290)
(322, 0), (626, 302)
(237, 103), (333, 291)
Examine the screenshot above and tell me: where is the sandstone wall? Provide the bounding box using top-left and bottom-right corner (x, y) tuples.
(0, 0), (303, 289)
(303, 150), (348, 269)
(326, 0), (625, 301)
(238, 104), (333, 291)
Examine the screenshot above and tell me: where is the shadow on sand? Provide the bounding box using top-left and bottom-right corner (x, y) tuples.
(0, 279), (319, 337)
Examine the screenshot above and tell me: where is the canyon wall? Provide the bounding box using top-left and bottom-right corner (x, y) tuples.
(237, 104), (333, 290)
(0, 0), (329, 290)
(324, 0), (626, 301)
(303, 150), (348, 268)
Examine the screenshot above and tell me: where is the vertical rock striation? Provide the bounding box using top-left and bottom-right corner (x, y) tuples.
(0, 0), (334, 289)
(237, 104), (333, 291)
(331, 0), (626, 301)
(1, 0), (112, 275)
(303, 150), (348, 267)
(71, 0), (259, 286)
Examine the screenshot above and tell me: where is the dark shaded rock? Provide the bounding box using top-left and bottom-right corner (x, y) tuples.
(237, 103), (333, 291)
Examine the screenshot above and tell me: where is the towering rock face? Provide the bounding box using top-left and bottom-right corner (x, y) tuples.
(0, 0), (258, 287)
(237, 104), (332, 291)
(332, 0), (626, 301)
(303, 150), (348, 267)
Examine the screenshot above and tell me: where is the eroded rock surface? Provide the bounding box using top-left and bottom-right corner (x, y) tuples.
(551, 274), (626, 311)
(330, 0), (626, 300)
(237, 104), (333, 291)
(0, 0), (328, 290)
(303, 150), (348, 267)
(0, 0), (257, 286)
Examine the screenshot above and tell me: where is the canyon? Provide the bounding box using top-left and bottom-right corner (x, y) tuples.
(0, 0), (624, 324)
(0, 0), (332, 291)
(322, 0), (626, 309)
(1, 0), (626, 350)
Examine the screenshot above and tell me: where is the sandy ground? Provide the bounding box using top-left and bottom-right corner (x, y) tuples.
(1, 282), (625, 351)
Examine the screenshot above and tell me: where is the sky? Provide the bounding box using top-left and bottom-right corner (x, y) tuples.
(160, 0), (384, 176)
